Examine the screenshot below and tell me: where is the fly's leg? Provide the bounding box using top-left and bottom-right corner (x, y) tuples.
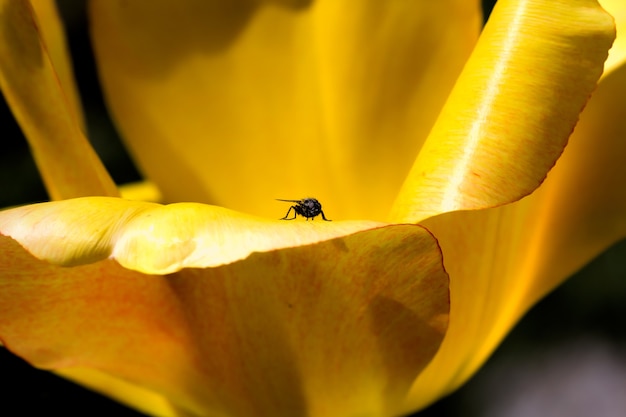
(280, 206), (297, 220)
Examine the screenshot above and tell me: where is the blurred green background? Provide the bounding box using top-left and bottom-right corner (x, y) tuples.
(1, 1), (624, 416)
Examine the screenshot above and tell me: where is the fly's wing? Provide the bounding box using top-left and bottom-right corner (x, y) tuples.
(275, 199), (303, 203)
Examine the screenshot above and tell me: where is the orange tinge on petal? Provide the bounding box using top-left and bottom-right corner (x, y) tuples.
(0, 198), (449, 417)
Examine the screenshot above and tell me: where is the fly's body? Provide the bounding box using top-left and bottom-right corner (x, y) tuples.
(277, 198), (331, 221)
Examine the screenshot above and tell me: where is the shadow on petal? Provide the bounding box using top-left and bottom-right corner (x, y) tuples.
(0, 204), (448, 417)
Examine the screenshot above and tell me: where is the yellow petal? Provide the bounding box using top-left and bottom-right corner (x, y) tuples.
(0, 197), (383, 273)
(403, 10), (626, 413)
(54, 368), (179, 417)
(118, 180), (163, 202)
(0, 0), (117, 199)
(89, 0), (481, 220)
(404, 206), (552, 411)
(29, 0), (85, 129)
(390, 0), (615, 223)
(600, 0), (626, 75)
(0, 199), (448, 417)
(524, 64), (626, 290)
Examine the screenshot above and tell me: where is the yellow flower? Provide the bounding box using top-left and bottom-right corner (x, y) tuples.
(0, 0), (624, 416)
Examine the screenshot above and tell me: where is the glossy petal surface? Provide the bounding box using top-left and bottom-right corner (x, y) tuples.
(390, 0), (615, 223)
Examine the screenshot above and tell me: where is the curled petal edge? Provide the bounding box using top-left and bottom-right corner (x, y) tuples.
(389, 0), (616, 223)
(0, 197), (386, 274)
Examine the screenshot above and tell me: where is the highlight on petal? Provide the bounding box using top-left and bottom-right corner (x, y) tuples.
(0, 197), (384, 274)
(119, 180), (163, 202)
(600, 0), (626, 74)
(0, 199), (448, 417)
(390, 0), (615, 223)
(55, 368), (179, 417)
(0, 0), (118, 199)
(89, 0), (482, 220)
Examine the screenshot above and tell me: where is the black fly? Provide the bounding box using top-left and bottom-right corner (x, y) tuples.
(277, 198), (331, 221)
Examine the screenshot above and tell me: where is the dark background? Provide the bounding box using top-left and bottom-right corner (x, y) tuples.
(1, 1), (624, 416)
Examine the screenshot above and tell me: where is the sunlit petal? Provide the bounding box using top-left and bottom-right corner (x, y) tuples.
(600, 0), (626, 74)
(390, 0), (615, 223)
(0, 197), (384, 273)
(89, 0), (481, 220)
